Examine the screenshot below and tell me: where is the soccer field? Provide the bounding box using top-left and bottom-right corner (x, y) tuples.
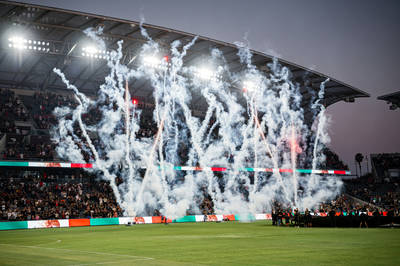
(0, 221), (399, 265)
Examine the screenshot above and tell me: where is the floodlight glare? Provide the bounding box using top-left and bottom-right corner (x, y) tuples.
(84, 46), (98, 54)
(196, 67), (214, 81)
(143, 55), (161, 67)
(8, 36), (26, 50)
(8, 36), (51, 53)
(243, 80), (256, 92)
(81, 45), (108, 60)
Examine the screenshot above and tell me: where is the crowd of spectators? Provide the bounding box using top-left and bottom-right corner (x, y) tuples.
(0, 89), (80, 161)
(0, 89), (29, 141)
(23, 91), (74, 129)
(0, 171), (122, 221)
(136, 117), (158, 139)
(1, 89), (353, 168)
(373, 153), (400, 170)
(0, 89), (29, 124)
(1, 88), (399, 226)
(344, 173), (400, 210)
(0, 169), (219, 221)
(199, 189), (214, 215)
(2, 135), (56, 161)
(372, 153), (400, 179)
(0, 168), (399, 224)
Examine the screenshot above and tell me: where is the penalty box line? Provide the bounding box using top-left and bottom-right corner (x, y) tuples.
(0, 243), (154, 261)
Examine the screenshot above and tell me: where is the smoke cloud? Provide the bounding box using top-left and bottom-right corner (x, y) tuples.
(52, 27), (342, 218)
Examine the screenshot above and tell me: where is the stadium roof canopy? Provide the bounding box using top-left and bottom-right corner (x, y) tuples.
(377, 91), (400, 110)
(0, 1), (369, 120)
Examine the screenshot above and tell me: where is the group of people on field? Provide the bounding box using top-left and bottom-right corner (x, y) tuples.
(271, 208), (312, 227)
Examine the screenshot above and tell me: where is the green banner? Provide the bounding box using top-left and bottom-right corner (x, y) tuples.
(90, 218), (119, 226)
(0, 161), (29, 167)
(234, 214), (255, 221)
(173, 215), (196, 223)
(0, 221), (28, 230)
(297, 169), (312, 174)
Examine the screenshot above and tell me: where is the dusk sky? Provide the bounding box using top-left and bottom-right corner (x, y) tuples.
(21, 0), (400, 175)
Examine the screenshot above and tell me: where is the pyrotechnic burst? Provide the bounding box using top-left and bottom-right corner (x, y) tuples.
(52, 26), (342, 218)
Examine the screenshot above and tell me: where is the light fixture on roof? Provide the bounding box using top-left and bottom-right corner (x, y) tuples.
(142, 54), (168, 68)
(243, 80), (257, 92)
(195, 67), (214, 81)
(241, 73), (263, 93)
(8, 36), (26, 50)
(343, 97), (355, 103)
(143, 55), (159, 66)
(8, 36), (50, 53)
(83, 46), (98, 54)
(81, 45), (109, 60)
(193, 62), (223, 82)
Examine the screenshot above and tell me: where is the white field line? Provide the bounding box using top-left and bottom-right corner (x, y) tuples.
(70, 259), (151, 266)
(0, 243), (154, 261)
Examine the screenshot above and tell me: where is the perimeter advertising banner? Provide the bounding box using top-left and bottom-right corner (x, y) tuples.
(0, 214), (268, 231)
(28, 219), (69, 229)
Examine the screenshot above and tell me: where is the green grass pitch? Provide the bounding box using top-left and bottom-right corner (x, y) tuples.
(0, 221), (399, 265)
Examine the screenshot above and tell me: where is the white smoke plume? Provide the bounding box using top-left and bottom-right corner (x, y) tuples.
(52, 27), (343, 218)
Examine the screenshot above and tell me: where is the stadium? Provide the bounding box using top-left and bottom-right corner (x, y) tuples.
(0, 1), (399, 265)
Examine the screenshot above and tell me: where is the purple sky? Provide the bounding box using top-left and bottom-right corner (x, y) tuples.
(20, 0), (400, 175)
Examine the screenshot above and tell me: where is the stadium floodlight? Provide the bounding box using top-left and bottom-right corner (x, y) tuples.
(8, 36), (27, 50)
(143, 55), (161, 67)
(8, 36), (50, 53)
(141, 54), (169, 69)
(195, 66), (214, 81)
(243, 80), (256, 92)
(83, 46), (98, 55)
(81, 45), (109, 60)
(242, 73), (264, 93)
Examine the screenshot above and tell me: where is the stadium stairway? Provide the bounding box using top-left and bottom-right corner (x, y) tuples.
(0, 133), (6, 155)
(344, 193), (384, 211)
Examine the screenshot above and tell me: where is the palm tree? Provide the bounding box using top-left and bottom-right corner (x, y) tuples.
(355, 153), (364, 177)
